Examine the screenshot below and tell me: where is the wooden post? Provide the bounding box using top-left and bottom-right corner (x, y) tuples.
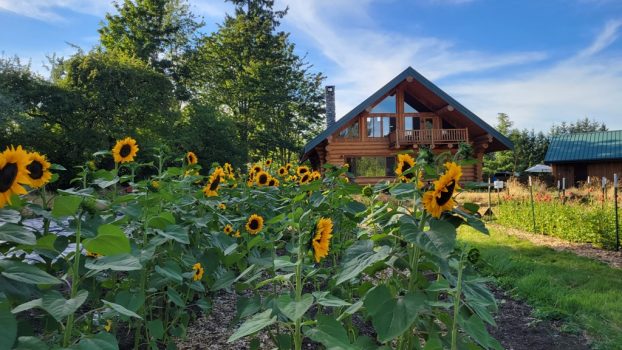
(602, 176), (607, 210)
(487, 177), (493, 219)
(615, 174), (619, 251)
(529, 176), (536, 232)
(562, 177), (566, 203)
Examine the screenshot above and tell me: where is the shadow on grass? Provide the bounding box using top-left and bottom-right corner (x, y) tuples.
(459, 226), (622, 350)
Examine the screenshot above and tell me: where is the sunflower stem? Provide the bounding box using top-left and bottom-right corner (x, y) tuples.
(294, 228), (304, 350)
(451, 252), (466, 350)
(39, 188), (50, 236)
(63, 212), (83, 347)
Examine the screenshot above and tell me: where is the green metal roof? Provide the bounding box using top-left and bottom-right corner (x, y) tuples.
(301, 66), (513, 160)
(545, 130), (622, 163)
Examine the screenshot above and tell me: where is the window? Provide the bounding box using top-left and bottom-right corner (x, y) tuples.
(346, 156), (396, 177)
(404, 100), (419, 113)
(370, 95), (396, 113)
(404, 116), (420, 130)
(367, 116), (396, 137)
(339, 121), (359, 138)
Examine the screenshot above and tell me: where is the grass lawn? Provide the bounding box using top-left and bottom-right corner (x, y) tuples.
(459, 226), (622, 350)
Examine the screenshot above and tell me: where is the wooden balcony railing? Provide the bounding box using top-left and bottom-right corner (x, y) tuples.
(389, 128), (468, 147)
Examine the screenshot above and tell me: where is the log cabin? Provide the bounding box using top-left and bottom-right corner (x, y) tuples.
(300, 67), (513, 184)
(545, 130), (622, 187)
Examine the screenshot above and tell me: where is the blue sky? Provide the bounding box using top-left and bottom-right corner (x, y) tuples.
(1, 0), (621, 131)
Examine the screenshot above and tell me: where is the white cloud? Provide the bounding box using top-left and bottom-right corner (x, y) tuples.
(0, 0), (112, 21)
(446, 20), (622, 131)
(281, 0), (622, 131)
(280, 0), (547, 119)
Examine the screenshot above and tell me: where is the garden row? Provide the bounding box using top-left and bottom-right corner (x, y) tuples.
(495, 199), (617, 249)
(0, 139), (498, 350)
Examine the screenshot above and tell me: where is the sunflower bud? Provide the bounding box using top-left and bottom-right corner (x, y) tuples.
(362, 185), (373, 197)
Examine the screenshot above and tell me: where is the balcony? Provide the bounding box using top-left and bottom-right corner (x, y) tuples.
(389, 128), (468, 148)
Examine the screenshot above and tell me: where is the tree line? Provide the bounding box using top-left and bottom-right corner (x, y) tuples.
(483, 114), (608, 177)
(0, 0), (325, 186)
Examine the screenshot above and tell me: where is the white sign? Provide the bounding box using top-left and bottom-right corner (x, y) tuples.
(494, 180), (504, 190)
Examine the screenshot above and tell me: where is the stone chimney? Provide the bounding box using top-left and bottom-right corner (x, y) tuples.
(325, 85), (336, 128)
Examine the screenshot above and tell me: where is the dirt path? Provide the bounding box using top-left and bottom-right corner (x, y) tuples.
(489, 223), (622, 269)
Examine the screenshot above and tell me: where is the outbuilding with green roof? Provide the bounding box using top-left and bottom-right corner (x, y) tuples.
(544, 130), (622, 186)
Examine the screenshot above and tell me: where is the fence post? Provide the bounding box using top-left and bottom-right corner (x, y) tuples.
(562, 178), (566, 203)
(529, 176), (536, 232)
(602, 176), (607, 210)
(615, 174), (619, 251)
(487, 177), (492, 219)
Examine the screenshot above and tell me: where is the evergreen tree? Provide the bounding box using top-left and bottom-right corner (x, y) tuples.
(191, 0), (325, 164)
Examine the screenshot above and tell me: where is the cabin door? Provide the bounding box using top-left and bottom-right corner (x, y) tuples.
(422, 117), (434, 142)
(574, 163), (587, 186)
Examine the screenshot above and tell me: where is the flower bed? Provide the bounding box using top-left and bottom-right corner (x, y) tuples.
(0, 143), (500, 350)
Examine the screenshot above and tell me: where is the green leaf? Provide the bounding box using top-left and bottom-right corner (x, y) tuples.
(14, 336), (49, 350)
(75, 332), (119, 350)
(102, 299), (142, 319)
(156, 225), (189, 244)
(0, 223), (36, 245)
(275, 294), (313, 322)
(364, 285), (426, 343)
(458, 314), (503, 350)
(84, 254), (142, 271)
(147, 213), (175, 229)
(211, 270), (236, 291)
(305, 315), (359, 350)
(335, 241), (391, 285)
(166, 288), (185, 307)
(312, 291), (351, 307)
(114, 291), (144, 313)
(0, 302), (17, 350)
(0, 260), (62, 285)
(227, 309), (276, 343)
(83, 224), (130, 256)
(155, 263), (183, 283)
(402, 219), (456, 258)
(147, 319), (165, 340)
(11, 299), (43, 314)
(51, 195), (82, 217)
(0, 209), (21, 223)
(41, 290), (88, 322)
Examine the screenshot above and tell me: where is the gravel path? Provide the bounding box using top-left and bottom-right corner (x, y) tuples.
(489, 223), (622, 269)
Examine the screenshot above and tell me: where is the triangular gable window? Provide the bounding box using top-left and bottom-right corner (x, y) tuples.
(404, 100), (419, 113)
(370, 95), (396, 113)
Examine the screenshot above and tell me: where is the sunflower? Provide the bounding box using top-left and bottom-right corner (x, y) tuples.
(186, 151), (198, 165)
(265, 159), (272, 166)
(104, 319), (112, 332)
(112, 137), (139, 163)
(296, 165), (310, 177)
(285, 163), (292, 170)
(268, 178), (279, 187)
(311, 171), (321, 181)
(255, 171), (270, 186)
(312, 218), (333, 263)
(299, 173), (311, 185)
(150, 180), (160, 190)
(224, 224), (233, 235)
(25, 151), (52, 189)
(192, 262), (204, 281)
(245, 214), (264, 235)
(422, 162), (463, 218)
(218, 203), (227, 210)
(0, 146), (30, 208)
(395, 154), (415, 180)
(233, 230), (241, 238)
(251, 165), (262, 174)
(203, 167), (225, 197)
(224, 162), (235, 179)
(277, 166), (288, 177)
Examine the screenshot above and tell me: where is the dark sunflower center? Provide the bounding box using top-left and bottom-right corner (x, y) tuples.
(194, 269), (200, 276)
(300, 168), (308, 174)
(269, 179), (275, 186)
(120, 144), (132, 157)
(301, 174), (309, 183)
(259, 174), (268, 184)
(0, 163), (18, 192)
(249, 219), (259, 230)
(209, 176), (221, 191)
(436, 180), (456, 206)
(402, 162), (414, 179)
(27, 160), (44, 180)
